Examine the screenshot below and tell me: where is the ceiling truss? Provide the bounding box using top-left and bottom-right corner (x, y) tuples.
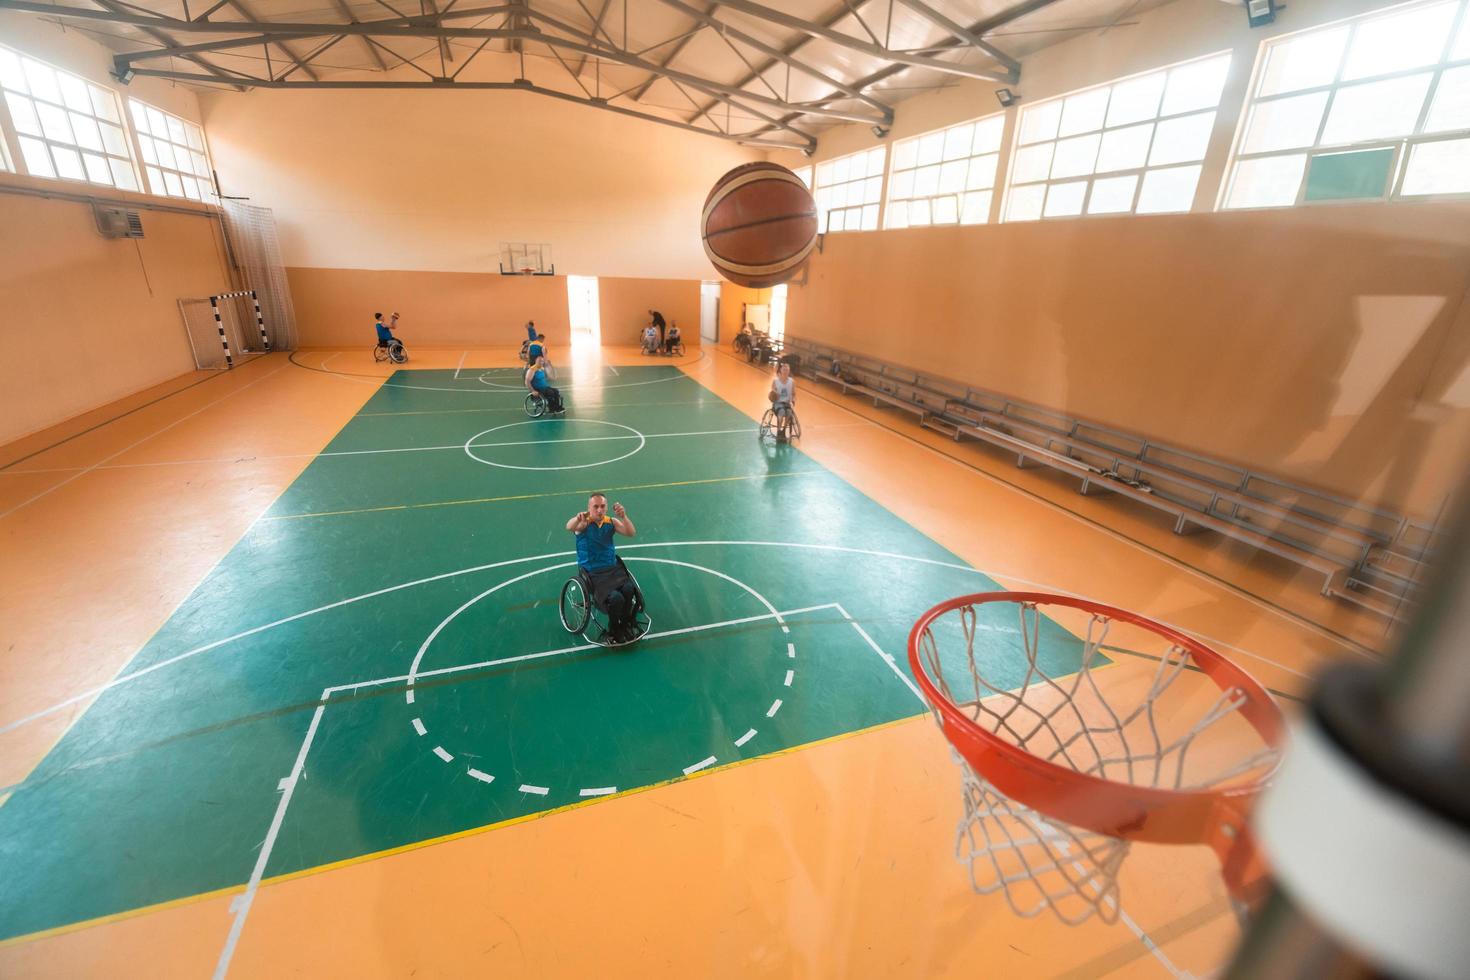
(0, 0), (1039, 153)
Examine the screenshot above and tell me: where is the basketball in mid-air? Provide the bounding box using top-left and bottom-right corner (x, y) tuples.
(768, 390), (778, 403)
(701, 162), (818, 289)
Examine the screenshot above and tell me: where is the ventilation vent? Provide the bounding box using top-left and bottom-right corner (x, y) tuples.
(94, 205), (144, 239)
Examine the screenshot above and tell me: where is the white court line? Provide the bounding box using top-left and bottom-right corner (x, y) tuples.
(766, 699), (783, 718)
(835, 604), (926, 705)
(608, 365), (619, 376)
(411, 718), (426, 736)
(210, 601), (834, 974)
(0, 426), (765, 475)
(0, 360), (288, 520)
(212, 700), (324, 980)
(735, 729), (757, 747)
(453, 351), (466, 380)
(303, 349), (709, 393)
(467, 768), (494, 784)
(682, 756), (717, 775)
(784, 670), (794, 687)
(338, 604), (838, 695)
(0, 540), (1335, 740)
(321, 353), (340, 370)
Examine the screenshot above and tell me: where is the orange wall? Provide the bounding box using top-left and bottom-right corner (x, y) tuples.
(597, 278), (701, 347)
(286, 269), (709, 349)
(788, 203), (1470, 518)
(2, 13), (238, 447)
(286, 268), (571, 349)
(1, 180), (236, 446)
(201, 79), (756, 280)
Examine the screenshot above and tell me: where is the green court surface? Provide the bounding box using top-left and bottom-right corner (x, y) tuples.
(0, 362), (1091, 943)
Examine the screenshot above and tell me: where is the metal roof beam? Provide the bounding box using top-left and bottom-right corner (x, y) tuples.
(649, 0), (892, 121)
(891, 0), (1019, 76)
(121, 66), (813, 148)
(698, 0), (1013, 83)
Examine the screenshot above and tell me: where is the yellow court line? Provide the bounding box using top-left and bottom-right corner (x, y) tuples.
(260, 469), (822, 522)
(0, 713), (923, 950)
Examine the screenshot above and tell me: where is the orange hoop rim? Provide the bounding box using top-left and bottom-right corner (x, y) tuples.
(907, 591), (1286, 858)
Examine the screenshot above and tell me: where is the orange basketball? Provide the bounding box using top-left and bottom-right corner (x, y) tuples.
(701, 162), (818, 289)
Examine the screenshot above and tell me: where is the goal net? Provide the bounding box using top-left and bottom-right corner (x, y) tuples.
(178, 292), (269, 370)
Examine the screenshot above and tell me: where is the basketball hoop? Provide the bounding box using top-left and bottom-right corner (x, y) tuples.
(519, 267), (535, 276)
(907, 592), (1285, 926)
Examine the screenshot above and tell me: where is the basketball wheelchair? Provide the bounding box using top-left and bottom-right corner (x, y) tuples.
(760, 400), (801, 442)
(559, 557), (652, 648)
(524, 390), (548, 418)
(373, 338), (408, 364)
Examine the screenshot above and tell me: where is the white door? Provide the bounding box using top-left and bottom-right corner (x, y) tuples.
(700, 281), (720, 343)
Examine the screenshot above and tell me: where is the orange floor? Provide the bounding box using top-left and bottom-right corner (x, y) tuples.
(0, 343), (1387, 978)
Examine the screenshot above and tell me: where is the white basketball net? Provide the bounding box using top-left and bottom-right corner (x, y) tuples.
(915, 600), (1278, 926)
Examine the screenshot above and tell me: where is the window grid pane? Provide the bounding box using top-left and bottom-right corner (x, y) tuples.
(887, 114), (1004, 227)
(129, 98), (216, 202)
(1226, 0), (1470, 208)
(0, 46), (135, 189)
(1003, 51), (1230, 220)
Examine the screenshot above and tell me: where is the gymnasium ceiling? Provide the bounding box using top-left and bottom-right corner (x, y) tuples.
(0, 0), (1174, 151)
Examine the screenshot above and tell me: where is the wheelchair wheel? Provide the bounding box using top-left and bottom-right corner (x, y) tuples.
(388, 340), (408, 364)
(559, 576), (591, 635)
(524, 391), (547, 418)
(759, 409), (776, 441)
(373, 344), (387, 363)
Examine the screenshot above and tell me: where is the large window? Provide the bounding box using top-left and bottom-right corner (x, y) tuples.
(0, 46), (138, 190)
(886, 113), (1004, 228)
(813, 146), (886, 232)
(1004, 52), (1232, 221)
(129, 99), (215, 201)
(1224, 0), (1470, 207)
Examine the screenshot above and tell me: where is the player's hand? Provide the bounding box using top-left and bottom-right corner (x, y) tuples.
(613, 503), (626, 518)
(578, 511), (589, 524)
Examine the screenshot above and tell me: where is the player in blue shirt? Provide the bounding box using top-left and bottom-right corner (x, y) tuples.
(528, 333), (547, 364)
(373, 312), (398, 345)
(524, 356), (565, 414)
(566, 494), (638, 642)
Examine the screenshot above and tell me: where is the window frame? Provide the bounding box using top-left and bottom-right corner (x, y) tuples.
(0, 44), (141, 192)
(1000, 50), (1234, 222)
(812, 146), (887, 234)
(884, 111), (1006, 229)
(1220, 0), (1470, 210)
(128, 97), (218, 203)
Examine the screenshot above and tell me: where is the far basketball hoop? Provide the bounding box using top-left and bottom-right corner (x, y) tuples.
(499, 242), (555, 276)
(908, 592), (1285, 925)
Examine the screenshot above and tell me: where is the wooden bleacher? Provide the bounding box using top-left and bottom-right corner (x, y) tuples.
(784, 336), (1437, 620)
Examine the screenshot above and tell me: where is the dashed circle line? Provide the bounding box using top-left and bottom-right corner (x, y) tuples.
(462, 419), (646, 471)
(403, 557), (795, 800)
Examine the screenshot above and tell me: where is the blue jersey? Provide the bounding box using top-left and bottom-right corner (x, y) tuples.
(375, 322), (393, 342)
(526, 324), (538, 342)
(576, 517), (617, 571)
(528, 342), (544, 361)
(531, 368), (549, 390)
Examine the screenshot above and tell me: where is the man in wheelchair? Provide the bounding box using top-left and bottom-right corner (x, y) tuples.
(373, 312), (407, 362)
(768, 360), (797, 442)
(565, 495), (642, 644)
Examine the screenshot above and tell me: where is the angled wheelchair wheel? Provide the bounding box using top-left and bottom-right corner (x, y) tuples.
(559, 576), (591, 635)
(387, 340), (408, 364)
(759, 408), (776, 441)
(524, 391), (547, 418)
(373, 344), (388, 363)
